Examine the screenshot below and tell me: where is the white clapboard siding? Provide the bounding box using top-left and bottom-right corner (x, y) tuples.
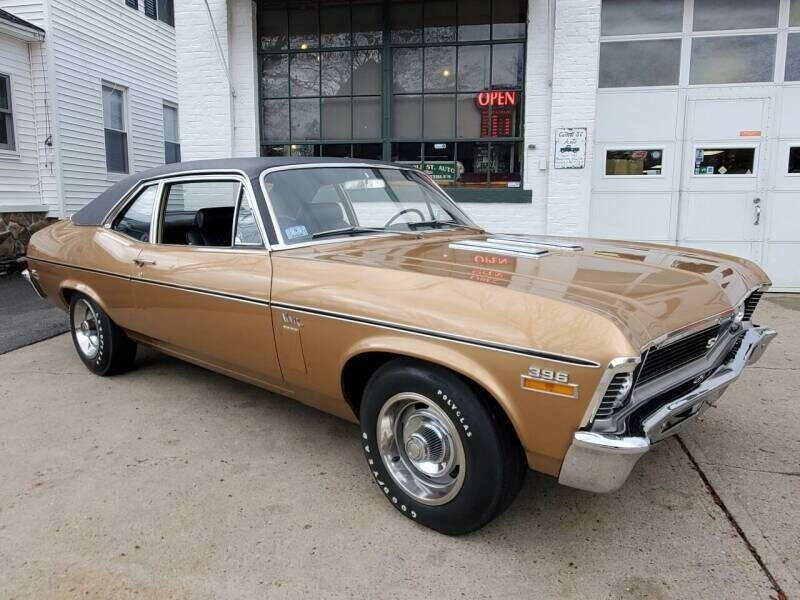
(0, 33), (43, 210)
(48, 0), (177, 214)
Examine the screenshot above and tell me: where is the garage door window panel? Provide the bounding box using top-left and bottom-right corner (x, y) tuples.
(599, 39), (681, 88)
(600, 0), (683, 36)
(786, 34), (800, 82)
(693, 147), (757, 176)
(605, 149), (664, 176)
(690, 35), (776, 85)
(788, 147), (800, 175)
(693, 0), (779, 32)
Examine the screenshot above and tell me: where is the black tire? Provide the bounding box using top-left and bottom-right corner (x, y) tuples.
(69, 292), (137, 376)
(360, 358), (526, 535)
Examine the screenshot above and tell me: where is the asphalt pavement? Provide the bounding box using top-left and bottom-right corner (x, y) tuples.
(0, 273), (69, 354)
(0, 294), (797, 599)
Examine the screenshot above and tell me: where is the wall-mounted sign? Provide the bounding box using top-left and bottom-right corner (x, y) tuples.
(554, 128), (587, 169)
(396, 161), (465, 181)
(476, 90), (517, 107)
(475, 90), (518, 137)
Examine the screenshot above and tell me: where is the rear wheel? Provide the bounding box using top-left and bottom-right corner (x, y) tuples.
(360, 359), (526, 535)
(69, 293), (137, 376)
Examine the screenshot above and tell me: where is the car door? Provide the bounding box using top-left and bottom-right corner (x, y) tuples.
(130, 175), (282, 386)
(96, 182), (161, 329)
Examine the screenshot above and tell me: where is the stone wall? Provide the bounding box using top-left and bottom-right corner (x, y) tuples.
(0, 212), (56, 274)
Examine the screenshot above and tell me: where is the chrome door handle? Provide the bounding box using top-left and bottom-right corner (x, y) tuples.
(133, 258), (156, 266)
(753, 204), (761, 226)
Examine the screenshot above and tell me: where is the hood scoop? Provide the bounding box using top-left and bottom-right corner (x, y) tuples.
(449, 236), (582, 259)
(449, 239), (551, 259)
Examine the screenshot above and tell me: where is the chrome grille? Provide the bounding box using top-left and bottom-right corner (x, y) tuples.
(595, 372), (633, 419)
(743, 291), (763, 321)
(637, 324), (721, 386)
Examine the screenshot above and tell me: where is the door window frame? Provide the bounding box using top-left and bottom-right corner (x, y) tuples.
(690, 142), (760, 178)
(151, 173), (270, 250)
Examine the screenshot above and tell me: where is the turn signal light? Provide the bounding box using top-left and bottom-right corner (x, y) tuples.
(521, 376), (578, 398)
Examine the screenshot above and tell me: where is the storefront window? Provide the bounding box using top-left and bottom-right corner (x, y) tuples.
(605, 149), (663, 176)
(694, 147), (756, 175)
(259, 0), (526, 192)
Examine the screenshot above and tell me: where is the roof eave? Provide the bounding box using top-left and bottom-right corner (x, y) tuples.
(0, 19), (45, 42)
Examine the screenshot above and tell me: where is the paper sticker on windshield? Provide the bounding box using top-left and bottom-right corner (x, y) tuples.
(285, 225), (309, 240)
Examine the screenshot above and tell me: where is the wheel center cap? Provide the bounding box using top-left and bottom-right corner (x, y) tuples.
(405, 436), (427, 462)
(81, 322), (89, 332)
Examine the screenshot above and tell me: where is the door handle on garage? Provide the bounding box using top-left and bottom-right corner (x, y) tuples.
(133, 258), (156, 266)
(753, 198), (761, 226)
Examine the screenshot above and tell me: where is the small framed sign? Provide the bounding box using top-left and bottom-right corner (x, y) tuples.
(554, 128), (587, 169)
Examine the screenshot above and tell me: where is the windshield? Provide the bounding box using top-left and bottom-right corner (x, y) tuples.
(263, 167), (477, 245)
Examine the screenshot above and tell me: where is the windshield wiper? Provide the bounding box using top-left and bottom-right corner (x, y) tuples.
(311, 226), (421, 240)
(406, 220), (485, 234)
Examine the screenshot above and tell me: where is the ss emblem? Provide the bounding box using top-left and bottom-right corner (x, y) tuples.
(705, 336), (717, 350)
(528, 367), (569, 383)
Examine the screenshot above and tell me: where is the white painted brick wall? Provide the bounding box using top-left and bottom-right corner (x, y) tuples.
(175, 0), (233, 160)
(546, 0), (601, 235)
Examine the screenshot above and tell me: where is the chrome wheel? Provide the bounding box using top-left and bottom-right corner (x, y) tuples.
(377, 392), (466, 506)
(72, 298), (100, 359)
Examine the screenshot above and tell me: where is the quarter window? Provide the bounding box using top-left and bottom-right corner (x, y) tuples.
(234, 193), (264, 246)
(163, 104), (181, 164)
(114, 185), (158, 241)
(102, 84), (129, 173)
(0, 73), (14, 151)
(694, 147), (756, 176)
(605, 149), (664, 176)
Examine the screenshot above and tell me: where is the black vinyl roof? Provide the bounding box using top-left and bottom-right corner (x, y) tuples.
(71, 157), (399, 226)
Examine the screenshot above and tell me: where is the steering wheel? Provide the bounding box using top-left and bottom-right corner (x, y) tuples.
(384, 207), (426, 229)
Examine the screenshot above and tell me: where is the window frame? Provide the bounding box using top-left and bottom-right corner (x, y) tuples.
(787, 145), (800, 176)
(162, 101), (181, 164)
(110, 183), (161, 243)
(602, 146), (666, 178)
(151, 174), (268, 250)
(256, 0), (527, 191)
(0, 72), (17, 153)
(101, 82), (131, 175)
(690, 143), (759, 178)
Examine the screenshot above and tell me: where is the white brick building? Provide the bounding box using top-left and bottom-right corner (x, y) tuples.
(171, 0), (800, 291)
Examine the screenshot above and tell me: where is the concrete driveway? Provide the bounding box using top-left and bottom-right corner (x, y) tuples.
(0, 297), (797, 599)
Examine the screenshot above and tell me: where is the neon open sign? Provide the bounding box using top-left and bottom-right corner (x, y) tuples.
(476, 90), (517, 107)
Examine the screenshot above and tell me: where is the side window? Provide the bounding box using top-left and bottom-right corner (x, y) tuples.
(234, 191), (264, 246)
(160, 180), (240, 246)
(113, 185), (158, 241)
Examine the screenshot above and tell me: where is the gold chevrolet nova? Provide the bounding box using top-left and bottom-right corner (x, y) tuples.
(24, 158), (776, 535)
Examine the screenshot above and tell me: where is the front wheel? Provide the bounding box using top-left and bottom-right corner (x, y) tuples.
(69, 293), (137, 376)
(360, 359), (526, 535)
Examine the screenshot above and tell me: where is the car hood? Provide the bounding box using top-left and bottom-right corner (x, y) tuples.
(276, 232), (769, 353)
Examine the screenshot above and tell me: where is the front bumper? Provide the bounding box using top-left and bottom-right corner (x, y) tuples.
(558, 325), (777, 493)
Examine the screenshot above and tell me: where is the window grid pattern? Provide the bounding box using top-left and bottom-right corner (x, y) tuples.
(599, 0), (792, 89)
(257, 0), (526, 187)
